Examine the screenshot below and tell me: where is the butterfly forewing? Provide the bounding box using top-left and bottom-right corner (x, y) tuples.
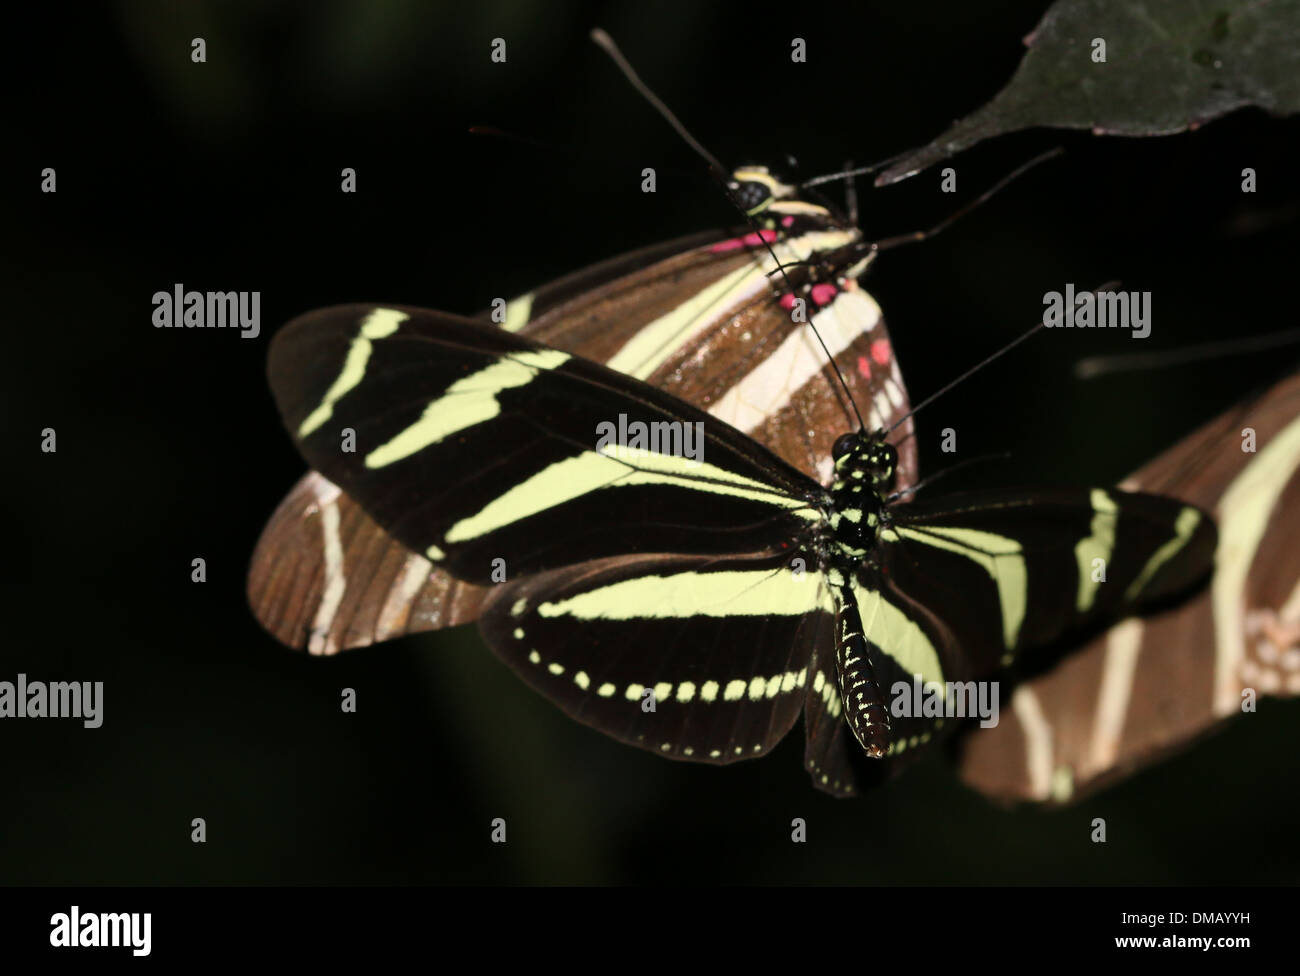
(801, 650), (861, 796)
(882, 488), (1216, 676)
(268, 305), (822, 586)
(247, 471), (490, 652)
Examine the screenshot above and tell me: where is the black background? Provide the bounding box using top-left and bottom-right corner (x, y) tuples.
(4, 0), (1299, 884)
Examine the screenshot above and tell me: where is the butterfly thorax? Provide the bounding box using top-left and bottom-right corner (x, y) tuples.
(826, 431), (897, 557)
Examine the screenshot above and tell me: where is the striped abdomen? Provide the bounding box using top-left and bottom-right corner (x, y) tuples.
(832, 581), (892, 757)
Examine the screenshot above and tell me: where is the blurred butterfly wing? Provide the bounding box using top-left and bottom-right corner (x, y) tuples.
(247, 471), (490, 654)
(956, 370), (1300, 803)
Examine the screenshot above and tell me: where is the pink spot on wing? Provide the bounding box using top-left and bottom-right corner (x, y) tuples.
(781, 215), (795, 227)
(871, 339), (892, 366)
(811, 283), (838, 306)
(708, 229), (777, 253)
(857, 355), (872, 380)
(779, 293), (797, 310)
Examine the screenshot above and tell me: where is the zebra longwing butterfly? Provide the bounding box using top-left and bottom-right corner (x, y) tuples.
(260, 178), (1217, 796)
(958, 368), (1300, 804)
(249, 169), (916, 655)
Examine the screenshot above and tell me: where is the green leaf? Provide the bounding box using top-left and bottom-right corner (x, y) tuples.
(878, 0), (1300, 185)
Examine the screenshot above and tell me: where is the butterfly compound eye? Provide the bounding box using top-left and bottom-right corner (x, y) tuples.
(728, 180), (770, 214)
(832, 433), (858, 460)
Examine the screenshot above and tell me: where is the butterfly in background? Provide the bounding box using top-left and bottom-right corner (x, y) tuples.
(957, 367), (1300, 804)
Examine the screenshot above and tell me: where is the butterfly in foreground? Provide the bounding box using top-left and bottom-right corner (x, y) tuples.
(264, 189), (1216, 796)
(249, 168), (917, 658)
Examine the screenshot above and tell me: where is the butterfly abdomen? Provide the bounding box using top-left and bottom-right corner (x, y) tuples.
(831, 580), (892, 758)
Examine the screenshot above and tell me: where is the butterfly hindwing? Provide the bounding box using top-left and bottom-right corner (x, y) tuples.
(801, 611), (866, 796)
(478, 552), (832, 763)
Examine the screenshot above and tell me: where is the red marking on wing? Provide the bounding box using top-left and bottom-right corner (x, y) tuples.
(857, 355), (872, 380)
(871, 338), (892, 366)
(708, 229), (778, 253)
(811, 283), (838, 307)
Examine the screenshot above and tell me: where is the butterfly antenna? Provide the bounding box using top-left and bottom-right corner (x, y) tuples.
(800, 150), (915, 189)
(887, 451), (1012, 502)
(1075, 328), (1300, 379)
(724, 210), (871, 431)
(592, 27), (868, 433)
(842, 160), (861, 225)
(802, 150), (1063, 430)
(725, 204), (867, 431)
(889, 323), (1043, 432)
(868, 148), (1063, 253)
(889, 280), (1120, 433)
(591, 29), (728, 179)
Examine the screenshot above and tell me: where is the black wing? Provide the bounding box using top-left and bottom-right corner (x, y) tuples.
(879, 487), (1216, 676)
(478, 552), (833, 765)
(269, 304), (823, 586)
(825, 487), (1216, 766)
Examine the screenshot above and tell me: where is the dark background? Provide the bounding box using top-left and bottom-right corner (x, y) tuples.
(4, 0), (1298, 883)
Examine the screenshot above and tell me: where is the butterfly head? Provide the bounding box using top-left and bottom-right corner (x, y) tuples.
(727, 166), (830, 221)
(832, 431), (897, 491)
